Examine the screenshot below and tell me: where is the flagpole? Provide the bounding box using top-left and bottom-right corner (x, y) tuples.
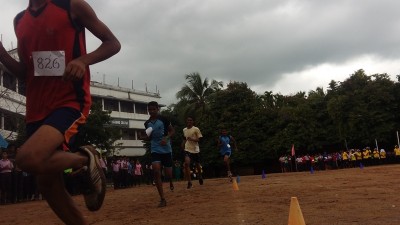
(292, 144), (298, 172)
(397, 131), (399, 147)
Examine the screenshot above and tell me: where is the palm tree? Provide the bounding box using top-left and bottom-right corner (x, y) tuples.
(176, 72), (222, 122)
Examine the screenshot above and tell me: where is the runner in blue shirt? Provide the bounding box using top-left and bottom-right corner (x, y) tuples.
(143, 101), (175, 207)
(217, 129), (237, 182)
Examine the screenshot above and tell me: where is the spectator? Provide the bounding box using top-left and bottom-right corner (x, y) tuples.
(111, 158), (121, 189)
(0, 151), (14, 204)
(380, 149), (387, 164)
(394, 145), (400, 163)
(134, 160), (143, 186)
(173, 160), (182, 181)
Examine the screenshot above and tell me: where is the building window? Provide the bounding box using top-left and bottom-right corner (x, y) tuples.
(120, 101), (134, 113)
(2, 111), (20, 132)
(17, 77), (26, 96)
(3, 71), (16, 91)
(92, 96), (102, 105)
(121, 128), (135, 140)
(104, 98), (119, 112)
(0, 113), (3, 129)
(135, 103), (148, 114)
(138, 130), (146, 139)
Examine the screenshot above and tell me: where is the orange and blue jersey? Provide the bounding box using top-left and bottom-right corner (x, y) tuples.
(15, 0), (91, 123)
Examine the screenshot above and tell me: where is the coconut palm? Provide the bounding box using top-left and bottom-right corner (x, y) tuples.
(176, 72), (222, 122)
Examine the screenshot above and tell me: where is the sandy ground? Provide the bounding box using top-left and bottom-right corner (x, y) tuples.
(1, 164), (400, 225)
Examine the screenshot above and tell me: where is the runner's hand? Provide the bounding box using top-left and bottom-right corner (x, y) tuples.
(63, 58), (86, 81)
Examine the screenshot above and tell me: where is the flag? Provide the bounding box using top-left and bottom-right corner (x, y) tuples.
(291, 144), (295, 156)
(0, 134), (9, 149)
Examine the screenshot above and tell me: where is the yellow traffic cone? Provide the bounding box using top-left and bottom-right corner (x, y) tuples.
(232, 178), (239, 191)
(288, 197), (306, 225)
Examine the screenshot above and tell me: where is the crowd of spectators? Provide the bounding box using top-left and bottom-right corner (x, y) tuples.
(0, 145), (42, 204)
(279, 145), (400, 173)
(108, 156), (147, 189)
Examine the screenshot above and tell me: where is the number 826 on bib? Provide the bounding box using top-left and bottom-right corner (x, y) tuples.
(32, 51), (66, 76)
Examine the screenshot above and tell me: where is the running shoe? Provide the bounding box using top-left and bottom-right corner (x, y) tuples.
(187, 181), (193, 189)
(77, 145), (106, 211)
(158, 198), (167, 207)
(170, 181), (174, 191)
(199, 177), (204, 185)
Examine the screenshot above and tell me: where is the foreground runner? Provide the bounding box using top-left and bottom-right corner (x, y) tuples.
(0, 0), (120, 224)
(144, 101), (175, 207)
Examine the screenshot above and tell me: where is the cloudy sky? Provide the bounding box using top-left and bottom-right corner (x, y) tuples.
(2, 0), (400, 105)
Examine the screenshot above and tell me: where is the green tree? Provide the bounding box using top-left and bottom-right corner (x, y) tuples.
(327, 69), (397, 149)
(13, 116), (26, 147)
(76, 102), (121, 155)
(167, 68), (400, 174)
(206, 82), (262, 165)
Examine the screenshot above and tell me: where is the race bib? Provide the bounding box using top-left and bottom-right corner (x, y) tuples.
(32, 51), (66, 76)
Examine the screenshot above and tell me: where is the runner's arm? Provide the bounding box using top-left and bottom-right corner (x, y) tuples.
(216, 137), (222, 148)
(167, 124), (175, 138)
(0, 21), (26, 80)
(64, 0), (121, 81)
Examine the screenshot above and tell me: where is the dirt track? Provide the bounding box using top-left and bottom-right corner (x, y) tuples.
(1, 164), (400, 225)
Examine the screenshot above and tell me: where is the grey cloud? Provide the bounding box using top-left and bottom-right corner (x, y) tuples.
(3, 0), (400, 104)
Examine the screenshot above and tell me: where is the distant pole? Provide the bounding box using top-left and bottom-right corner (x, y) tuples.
(345, 139), (349, 151)
(375, 139), (379, 151)
(132, 80), (134, 89)
(397, 131), (400, 147)
(291, 144), (297, 172)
